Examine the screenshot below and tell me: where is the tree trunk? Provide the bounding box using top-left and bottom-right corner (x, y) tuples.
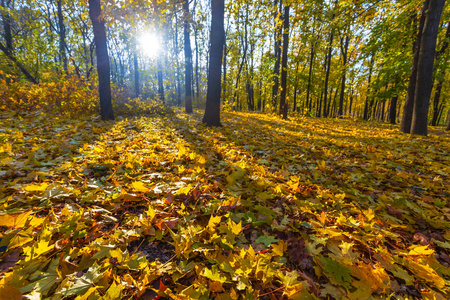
(202, 0), (224, 127)
(431, 22), (449, 126)
(57, 0), (68, 73)
(411, 0), (445, 136)
(183, 0), (193, 113)
(223, 41), (228, 105)
(133, 40), (140, 98)
(338, 35), (350, 116)
(293, 61), (299, 112)
(363, 53), (375, 120)
(89, 0), (114, 120)
(174, 9), (182, 106)
(431, 81), (443, 126)
(306, 32), (317, 112)
(233, 7), (249, 110)
(1, 0), (13, 52)
(401, 2), (428, 133)
(323, 0), (338, 118)
(272, 0), (282, 112)
(446, 109), (450, 130)
(194, 0), (200, 100)
(390, 96), (398, 124)
(279, 5), (290, 119)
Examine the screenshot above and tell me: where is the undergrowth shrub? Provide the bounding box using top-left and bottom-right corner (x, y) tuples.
(0, 72), (98, 117)
(0, 71), (173, 118)
(113, 97), (174, 116)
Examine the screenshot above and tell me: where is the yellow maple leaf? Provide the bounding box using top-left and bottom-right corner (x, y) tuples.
(408, 245), (434, 256)
(272, 240), (287, 256)
(403, 258), (445, 289)
(0, 211), (32, 228)
(131, 181), (149, 192)
(208, 215), (222, 232)
(23, 183), (48, 192)
(228, 219), (242, 235)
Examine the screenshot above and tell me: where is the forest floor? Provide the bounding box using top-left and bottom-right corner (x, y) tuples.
(0, 108), (449, 299)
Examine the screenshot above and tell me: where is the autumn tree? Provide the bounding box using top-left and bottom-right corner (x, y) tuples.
(410, 0), (446, 135)
(279, 5), (290, 119)
(89, 0), (114, 120)
(202, 0), (225, 127)
(183, 0), (193, 113)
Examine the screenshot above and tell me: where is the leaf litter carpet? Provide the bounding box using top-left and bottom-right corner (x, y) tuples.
(0, 109), (449, 299)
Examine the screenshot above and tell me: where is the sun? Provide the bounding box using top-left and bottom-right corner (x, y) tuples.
(137, 32), (160, 58)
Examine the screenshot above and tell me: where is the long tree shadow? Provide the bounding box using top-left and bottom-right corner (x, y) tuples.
(166, 110), (449, 204)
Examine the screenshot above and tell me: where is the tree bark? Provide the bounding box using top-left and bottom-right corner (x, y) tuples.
(446, 109), (450, 130)
(306, 40), (316, 112)
(183, 0), (193, 113)
(431, 80), (443, 126)
(202, 0), (225, 127)
(89, 0), (114, 120)
(323, 0), (338, 118)
(133, 38), (140, 98)
(1, 0), (12, 52)
(174, 9), (182, 106)
(401, 2), (428, 133)
(390, 96), (398, 124)
(233, 7), (248, 111)
(57, 0), (68, 73)
(411, 0), (445, 136)
(279, 5), (290, 119)
(363, 53), (375, 120)
(338, 35), (350, 116)
(293, 61), (299, 112)
(272, 0), (282, 111)
(431, 22), (449, 126)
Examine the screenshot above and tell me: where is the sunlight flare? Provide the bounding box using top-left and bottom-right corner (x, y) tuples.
(137, 31), (160, 58)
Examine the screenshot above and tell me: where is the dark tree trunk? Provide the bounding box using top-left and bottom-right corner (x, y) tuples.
(390, 96), (398, 124)
(401, 2), (428, 133)
(157, 59), (165, 103)
(174, 9), (182, 106)
(349, 88), (353, 116)
(436, 103), (444, 125)
(202, 0), (224, 127)
(293, 61), (299, 112)
(223, 41), (228, 104)
(363, 53), (375, 120)
(183, 0), (193, 113)
(57, 0), (68, 73)
(431, 81), (443, 126)
(446, 109), (450, 130)
(279, 5), (290, 119)
(133, 40), (140, 97)
(338, 35), (350, 116)
(89, 0), (114, 120)
(246, 80), (254, 111)
(1, 0), (12, 52)
(411, 0), (445, 136)
(272, 0), (282, 111)
(233, 7), (249, 110)
(194, 0), (200, 100)
(323, 0), (338, 118)
(306, 33), (317, 112)
(431, 22), (449, 126)
(317, 56), (327, 117)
